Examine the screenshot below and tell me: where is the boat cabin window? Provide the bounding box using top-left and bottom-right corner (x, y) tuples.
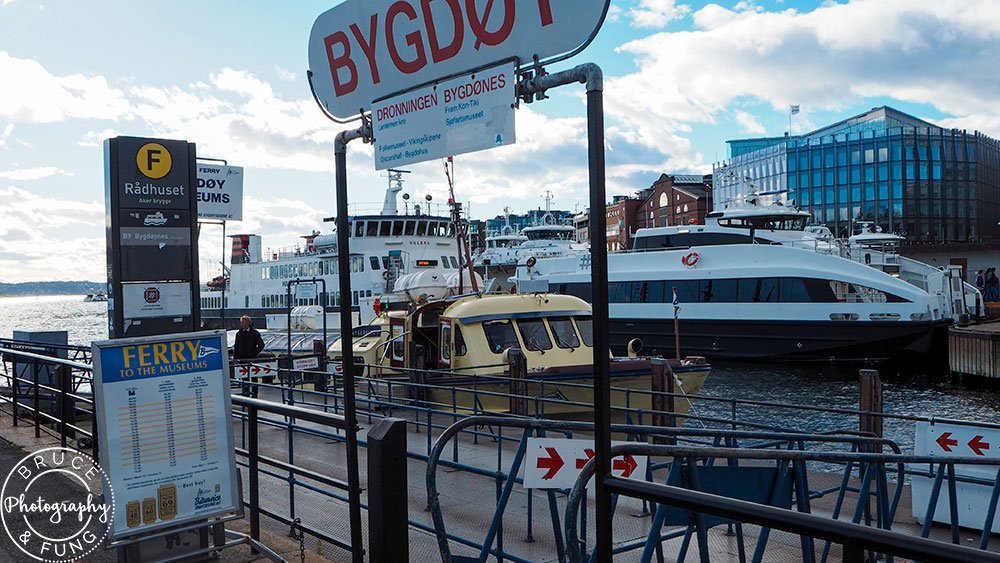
(718, 216), (807, 231)
(379, 221), (391, 236)
(440, 324), (451, 361)
(404, 220), (416, 236)
(392, 220), (404, 236)
(369, 256), (381, 270)
(548, 317), (580, 349)
(366, 221), (379, 237)
(449, 256), (459, 269)
(441, 256), (452, 269)
(525, 229), (572, 241)
(416, 221), (428, 236)
(517, 319), (552, 351)
(575, 318), (594, 347)
(454, 324), (467, 356)
(483, 320), (520, 354)
(355, 221), (365, 237)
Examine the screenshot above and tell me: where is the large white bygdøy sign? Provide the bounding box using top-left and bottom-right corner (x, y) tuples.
(308, 0), (610, 120)
(373, 63), (515, 169)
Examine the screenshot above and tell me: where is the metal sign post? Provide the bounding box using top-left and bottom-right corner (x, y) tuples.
(517, 62), (612, 561)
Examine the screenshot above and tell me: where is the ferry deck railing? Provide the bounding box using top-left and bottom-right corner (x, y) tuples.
(4, 340), (1000, 561)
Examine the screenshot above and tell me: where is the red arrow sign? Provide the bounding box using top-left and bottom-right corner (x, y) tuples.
(536, 447), (564, 480)
(576, 449), (595, 469)
(936, 432), (958, 452)
(969, 435), (991, 456)
(238, 366), (249, 376)
(251, 365), (261, 375)
(613, 455), (639, 478)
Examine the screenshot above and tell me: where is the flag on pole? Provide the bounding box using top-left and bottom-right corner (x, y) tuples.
(672, 287), (680, 318)
(790, 105), (800, 115)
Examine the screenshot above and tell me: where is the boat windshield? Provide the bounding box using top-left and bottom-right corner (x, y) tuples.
(574, 318), (594, 347)
(483, 320), (520, 354)
(548, 317), (581, 349)
(525, 229), (573, 241)
(517, 319), (553, 351)
(718, 216), (807, 231)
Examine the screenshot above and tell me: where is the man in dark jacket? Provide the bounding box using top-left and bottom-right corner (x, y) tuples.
(233, 315), (265, 359)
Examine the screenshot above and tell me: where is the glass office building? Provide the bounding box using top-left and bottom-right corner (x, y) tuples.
(713, 107), (1000, 241)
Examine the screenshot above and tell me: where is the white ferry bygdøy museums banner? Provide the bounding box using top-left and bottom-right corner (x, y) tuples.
(373, 63), (515, 169)
(93, 331), (241, 540)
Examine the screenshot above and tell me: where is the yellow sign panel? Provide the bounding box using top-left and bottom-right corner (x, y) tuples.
(136, 142), (172, 179)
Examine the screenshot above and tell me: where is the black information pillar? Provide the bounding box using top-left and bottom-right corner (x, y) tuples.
(105, 137), (201, 338)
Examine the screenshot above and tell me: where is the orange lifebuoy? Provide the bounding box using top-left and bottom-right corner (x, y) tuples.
(681, 252), (700, 267)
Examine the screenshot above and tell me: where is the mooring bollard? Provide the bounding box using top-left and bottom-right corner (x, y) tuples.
(651, 358), (677, 444)
(367, 418), (408, 563)
(859, 369), (884, 448)
(508, 348), (528, 416)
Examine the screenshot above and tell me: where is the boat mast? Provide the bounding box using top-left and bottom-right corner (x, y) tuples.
(444, 157), (478, 293)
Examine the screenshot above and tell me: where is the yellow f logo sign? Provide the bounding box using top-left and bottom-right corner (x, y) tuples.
(136, 143), (172, 179)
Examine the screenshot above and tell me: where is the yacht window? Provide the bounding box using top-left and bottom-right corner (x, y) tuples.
(446, 223), (455, 237)
(738, 278), (779, 303)
(483, 320), (520, 354)
(404, 220), (416, 236)
(449, 256), (459, 269)
(369, 256), (381, 270)
(517, 319), (552, 351)
(441, 256), (451, 268)
(441, 325), (451, 361)
(355, 221), (365, 237)
(416, 221), (428, 236)
(548, 317), (580, 349)
(700, 279), (738, 303)
(779, 279), (811, 302)
(575, 318), (594, 347)
(425, 221), (437, 236)
(392, 220), (404, 236)
(367, 221), (379, 237)
(644, 281), (665, 303)
(382, 256), (391, 270)
(454, 324), (467, 356)
(562, 283), (592, 302)
(379, 221), (392, 236)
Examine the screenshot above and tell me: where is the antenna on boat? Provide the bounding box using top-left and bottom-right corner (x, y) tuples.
(383, 169), (410, 215)
(443, 156), (479, 293)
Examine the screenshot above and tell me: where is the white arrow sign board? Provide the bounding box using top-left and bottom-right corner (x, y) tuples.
(308, 0), (610, 120)
(293, 356), (321, 371)
(373, 63), (515, 169)
(912, 421), (1000, 533)
(235, 361), (278, 380)
(524, 438), (647, 490)
(295, 283), (319, 300)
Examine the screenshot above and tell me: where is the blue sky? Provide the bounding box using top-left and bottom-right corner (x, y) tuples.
(1, 0), (998, 282)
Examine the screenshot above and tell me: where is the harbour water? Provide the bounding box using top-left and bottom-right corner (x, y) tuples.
(2, 294), (998, 453)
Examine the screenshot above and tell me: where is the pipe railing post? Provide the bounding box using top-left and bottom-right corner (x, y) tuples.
(367, 418), (409, 562)
(651, 359), (677, 445)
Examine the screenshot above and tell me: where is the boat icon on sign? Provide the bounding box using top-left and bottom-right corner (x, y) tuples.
(144, 212), (167, 226)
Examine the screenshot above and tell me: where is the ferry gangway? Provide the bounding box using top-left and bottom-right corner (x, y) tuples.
(232, 359), (1000, 562)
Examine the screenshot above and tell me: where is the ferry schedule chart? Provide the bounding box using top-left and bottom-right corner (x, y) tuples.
(93, 330), (241, 542)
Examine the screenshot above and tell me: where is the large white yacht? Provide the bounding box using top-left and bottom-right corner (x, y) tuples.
(515, 202), (970, 361)
(200, 174), (464, 330)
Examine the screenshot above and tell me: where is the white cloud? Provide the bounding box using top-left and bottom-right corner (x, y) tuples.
(609, 0), (1000, 158)
(0, 186), (104, 282)
(0, 166), (73, 180)
(0, 51), (134, 123)
(629, 0), (691, 28)
(734, 111), (766, 135)
(275, 66), (298, 82)
(0, 123), (13, 148)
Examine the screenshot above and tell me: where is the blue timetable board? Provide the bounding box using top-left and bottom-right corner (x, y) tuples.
(93, 330), (241, 541)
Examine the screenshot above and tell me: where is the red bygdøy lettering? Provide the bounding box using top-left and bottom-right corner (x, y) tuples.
(323, 0), (555, 96)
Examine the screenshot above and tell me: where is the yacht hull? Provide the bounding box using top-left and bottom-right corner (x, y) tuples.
(609, 318), (947, 362)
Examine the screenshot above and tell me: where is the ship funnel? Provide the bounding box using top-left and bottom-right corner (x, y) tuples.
(383, 169), (410, 215)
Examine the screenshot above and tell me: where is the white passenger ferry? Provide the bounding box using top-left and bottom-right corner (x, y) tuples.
(200, 174), (464, 330)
